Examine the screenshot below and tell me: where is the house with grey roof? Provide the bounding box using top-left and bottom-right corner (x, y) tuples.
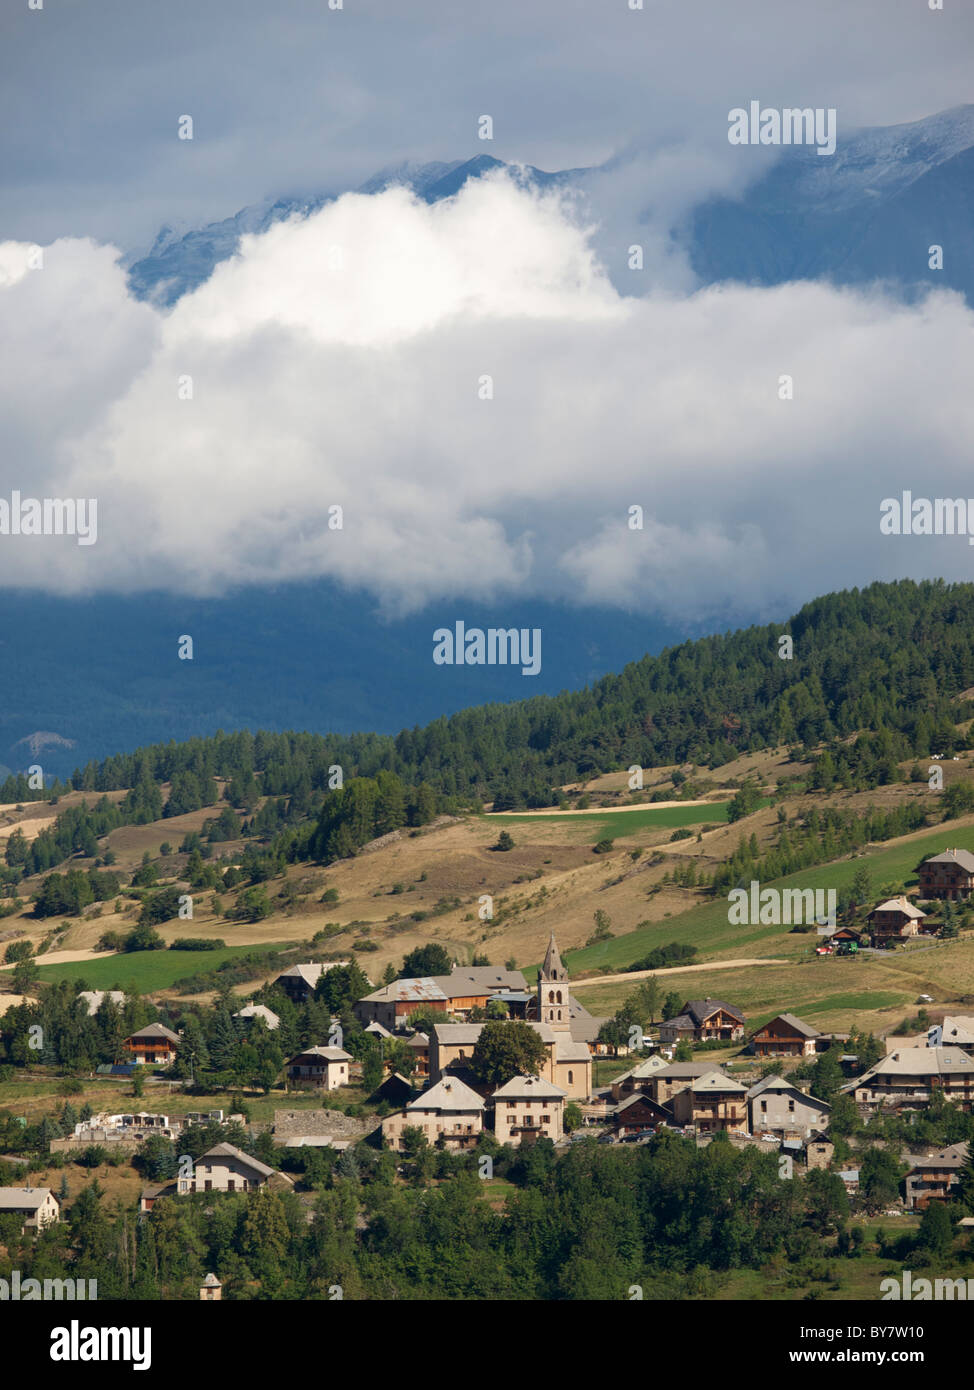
(492, 1074), (567, 1145)
(659, 998), (746, 1044)
(284, 1045), (352, 1091)
(747, 1074), (832, 1137)
(381, 1075), (485, 1151)
(850, 1046), (974, 1111)
(176, 1142), (292, 1195)
(669, 1070), (749, 1135)
(0, 1187), (59, 1231)
(919, 848), (974, 900)
(233, 1003), (280, 1031)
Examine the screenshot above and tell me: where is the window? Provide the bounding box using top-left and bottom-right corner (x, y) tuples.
(568, 1070), (573, 1084)
(227, 1180), (235, 1192)
(788, 1099), (795, 1112)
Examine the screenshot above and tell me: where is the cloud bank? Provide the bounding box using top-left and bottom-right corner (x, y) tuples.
(2, 171), (973, 623)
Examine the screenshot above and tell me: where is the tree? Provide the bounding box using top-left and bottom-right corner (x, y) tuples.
(673, 1039), (693, 1062)
(916, 1201), (953, 1260)
(491, 830), (515, 852)
(361, 1051), (384, 1093)
(401, 944), (452, 978)
(859, 1146), (906, 1212)
(470, 1021), (547, 1087)
(563, 1102), (583, 1133)
(662, 991), (682, 1021)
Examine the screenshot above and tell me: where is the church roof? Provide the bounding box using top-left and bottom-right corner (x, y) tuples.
(541, 933), (566, 980)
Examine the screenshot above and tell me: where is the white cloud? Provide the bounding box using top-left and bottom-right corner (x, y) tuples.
(2, 172), (973, 622)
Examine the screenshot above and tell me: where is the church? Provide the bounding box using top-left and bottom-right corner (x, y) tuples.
(428, 934), (595, 1100)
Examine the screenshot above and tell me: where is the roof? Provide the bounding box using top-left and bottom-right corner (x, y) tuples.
(0, 1187), (56, 1211)
(276, 962), (351, 988)
(360, 978), (448, 1005)
(540, 933), (567, 981)
(613, 1093), (670, 1115)
(747, 1075), (830, 1106)
(553, 1037), (592, 1063)
(433, 1021), (558, 1046)
(287, 1046), (352, 1063)
(907, 1142), (969, 1171)
(870, 896), (926, 919)
(656, 1062), (726, 1079)
(364, 1021), (393, 1037)
(283, 1136), (352, 1149)
(617, 1055), (670, 1083)
(755, 1012), (820, 1039)
(856, 1046), (974, 1082)
(661, 1014), (695, 1031)
(407, 1077), (485, 1112)
(405, 1031), (429, 1048)
(683, 999), (746, 1026)
(939, 1015), (974, 1045)
(201, 1143), (276, 1178)
(77, 990), (125, 1016)
(688, 1070), (748, 1094)
(923, 849), (974, 872)
(436, 965), (528, 994)
(128, 1023), (179, 1043)
(233, 1004), (280, 1029)
(492, 1074), (566, 1100)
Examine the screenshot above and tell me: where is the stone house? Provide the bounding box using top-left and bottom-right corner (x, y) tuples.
(492, 1075), (566, 1146)
(918, 849), (974, 901)
(668, 1071), (749, 1134)
(747, 1075), (832, 1137)
(381, 1076), (484, 1151)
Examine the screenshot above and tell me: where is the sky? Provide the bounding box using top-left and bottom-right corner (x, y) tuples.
(2, 0), (972, 246)
(1, 0), (973, 630)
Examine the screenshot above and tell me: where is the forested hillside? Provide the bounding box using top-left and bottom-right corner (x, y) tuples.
(4, 579), (972, 815)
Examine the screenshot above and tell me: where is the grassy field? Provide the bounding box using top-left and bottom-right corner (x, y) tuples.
(559, 817), (974, 979)
(8, 942), (299, 993)
(573, 934), (974, 1034)
(484, 802), (734, 837)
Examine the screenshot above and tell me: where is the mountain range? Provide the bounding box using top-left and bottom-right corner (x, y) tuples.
(126, 106), (974, 306)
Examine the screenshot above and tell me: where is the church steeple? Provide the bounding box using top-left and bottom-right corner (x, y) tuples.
(538, 933), (570, 1030)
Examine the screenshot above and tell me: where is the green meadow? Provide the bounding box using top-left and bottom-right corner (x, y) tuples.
(5, 942), (297, 993)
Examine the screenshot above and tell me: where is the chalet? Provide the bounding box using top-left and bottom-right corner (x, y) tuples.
(0, 1187), (59, 1231)
(669, 1071), (749, 1135)
(747, 1075), (832, 1137)
(274, 961), (351, 1004)
(918, 848), (974, 901)
(867, 896), (926, 942)
(123, 1023), (179, 1066)
(284, 1045), (352, 1090)
(381, 1076), (485, 1151)
(200, 1273), (223, 1301)
(646, 1061), (730, 1105)
(610, 1092), (672, 1138)
(177, 1142), (292, 1195)
(659, 998), (745, 1044)
(492, 1075), (566, 1146)
(905, 1143), (969, 1210)
(750, 1013), (820, 1058)
(850, 1047), (974, 1112)
(233, 1004), (280, 1030)
(609, 1054), (670, 1102)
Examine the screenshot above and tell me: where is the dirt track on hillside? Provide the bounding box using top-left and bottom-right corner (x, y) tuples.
(573, 957), (778, 987)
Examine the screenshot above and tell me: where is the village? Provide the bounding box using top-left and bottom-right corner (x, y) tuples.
(4, 842), (974, 1282)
